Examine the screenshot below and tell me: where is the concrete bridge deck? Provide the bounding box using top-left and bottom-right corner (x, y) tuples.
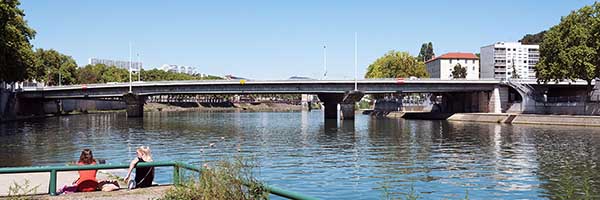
(3, 79), (595, 121)
(19, 79), (506, 99)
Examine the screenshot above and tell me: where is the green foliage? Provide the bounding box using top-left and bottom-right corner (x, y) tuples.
(0, 0), (36, 82)
(7, 179), (40, 200)
(511, 63), (520, 79)
(536, 2), (600, 99)
(417, 42), (434, 62)
(451, 63), (467, 79)
(519, 30), (547, 45)
(76, 64), (129, 84)
(365, 50), (429, 78)
(160, 157), (268, 200)
(31, 48), (78, 85)
(141, 69), (222, 82)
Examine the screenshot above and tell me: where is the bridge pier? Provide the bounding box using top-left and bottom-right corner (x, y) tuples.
(318, 93), (344, 119)
(339, 103), (355, 120)
(123, 93), (146, 118)
(318, 91), (364, 120)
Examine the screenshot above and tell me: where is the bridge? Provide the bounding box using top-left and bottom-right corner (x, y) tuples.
(3, 79), (596, 121)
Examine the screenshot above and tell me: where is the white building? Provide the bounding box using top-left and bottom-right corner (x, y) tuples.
(160, 64), (196, 75)
(425, 52), (479, 79)
(89, 58), (142, 72)
(480, 42), (539, 79)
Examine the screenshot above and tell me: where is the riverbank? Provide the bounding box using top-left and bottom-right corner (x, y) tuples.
(448, 113), (600, 127)
(144, 102), (302, 112)
(383, 111), (600, 127)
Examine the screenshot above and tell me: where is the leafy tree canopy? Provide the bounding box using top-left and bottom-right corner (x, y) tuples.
(0, 0), (36, 82)
(536, 2), (600, 98)
(365, 50), (429, 78)
(417, 42), (434, 62)
(451, 63), (467, 79)
(32, 48), (78, 85)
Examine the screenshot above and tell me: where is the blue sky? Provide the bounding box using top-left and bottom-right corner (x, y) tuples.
(21, 0), (595, 79)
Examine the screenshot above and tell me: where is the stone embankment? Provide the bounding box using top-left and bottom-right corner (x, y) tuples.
(448, 113), (600, 127)
(381, 111), (600, 127)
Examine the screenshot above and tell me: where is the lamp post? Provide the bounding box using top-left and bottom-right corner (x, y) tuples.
(129, 42), (132, 93)
(354, 32), (358, 91)
(323, 43), (327, 80)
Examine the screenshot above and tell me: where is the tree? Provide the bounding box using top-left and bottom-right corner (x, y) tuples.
(417, 42), (434, 62)
(536, 2), (600, 100)
(76, 64), (103, 84)
(365, 50), (429, 78)
(519, 31), (547, 45)
(31, 48), (78, 85)
(511, 59), (520, 79)
(0, 0), (36, 82)
(451, 63), (467, 79)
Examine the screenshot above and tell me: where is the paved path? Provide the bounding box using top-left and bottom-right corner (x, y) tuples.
(0, 169), (126, 196)
(32, 186), (171, 200)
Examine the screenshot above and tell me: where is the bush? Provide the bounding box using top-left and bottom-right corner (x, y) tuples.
(159, 157), (268, 200)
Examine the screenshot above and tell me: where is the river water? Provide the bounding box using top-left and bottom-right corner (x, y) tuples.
(1, 111), (599, 199)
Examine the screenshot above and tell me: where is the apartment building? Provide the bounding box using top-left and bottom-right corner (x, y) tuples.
(89, 58), (142, 72)
(480, 42), (539, 79)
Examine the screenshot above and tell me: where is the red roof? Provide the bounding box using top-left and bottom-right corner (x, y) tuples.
(425, 52), (478, 64)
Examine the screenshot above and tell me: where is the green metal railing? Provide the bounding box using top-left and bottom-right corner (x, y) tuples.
(0, 161), (319, 200)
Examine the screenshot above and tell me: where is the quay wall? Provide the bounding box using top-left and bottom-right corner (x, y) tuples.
(446, 113), (600, 127)
(43, 99), (126, 114)
(447, 113), (509, 123)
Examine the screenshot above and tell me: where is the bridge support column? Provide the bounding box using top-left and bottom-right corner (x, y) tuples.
(339, 90), (364, 120)
(318, 94), (344, 120)
(339, 103), (355, 120)
(54, 100), (63, 116)
(489, 86), (509, 113)
(123, 93), (146, 118)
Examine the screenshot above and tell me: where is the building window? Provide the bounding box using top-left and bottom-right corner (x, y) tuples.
(472, 60), (475, 64)
(523, 60), (527, 63)
(513, 48), (516, 51)
(507, 48), (511, 51)
(472, 66), (475, 71)
(450, 59), (452, 64)
(508, 60), (511, 63)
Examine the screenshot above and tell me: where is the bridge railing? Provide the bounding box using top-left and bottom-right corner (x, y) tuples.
(0, 161), (319, 200)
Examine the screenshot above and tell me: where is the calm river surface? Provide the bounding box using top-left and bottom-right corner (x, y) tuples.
(1, 111), (599, 199)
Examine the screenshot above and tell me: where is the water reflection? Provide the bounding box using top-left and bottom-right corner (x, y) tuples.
(1, 112), (599, 199)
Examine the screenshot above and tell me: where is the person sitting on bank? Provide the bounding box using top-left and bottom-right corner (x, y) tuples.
(74, 148), (98, 192)
(124, 146), (155, 188)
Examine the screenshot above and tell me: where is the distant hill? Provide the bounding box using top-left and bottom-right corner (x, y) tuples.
(288, 76), (315, 80)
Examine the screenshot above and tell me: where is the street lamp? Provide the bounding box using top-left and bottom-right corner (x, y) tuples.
(129, 42), (132, 93)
